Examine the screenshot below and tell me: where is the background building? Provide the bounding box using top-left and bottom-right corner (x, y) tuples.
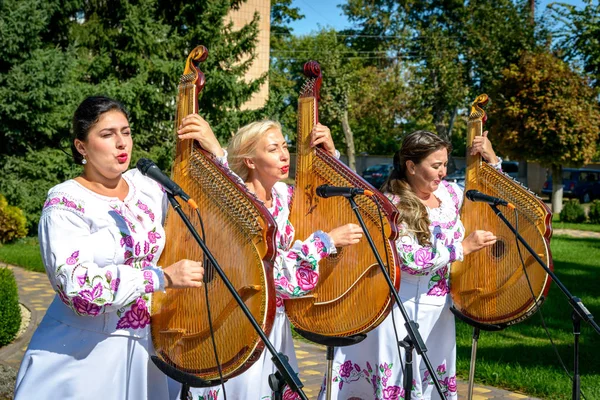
(228, 0), (271, 110)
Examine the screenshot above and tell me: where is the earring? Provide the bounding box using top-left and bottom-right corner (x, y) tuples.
(82, 157), (87, 165)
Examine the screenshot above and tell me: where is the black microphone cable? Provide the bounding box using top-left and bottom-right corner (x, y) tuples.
(512, 208), (588, 400)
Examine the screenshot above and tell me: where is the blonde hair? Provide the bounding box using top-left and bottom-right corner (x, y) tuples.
(381, 131), (452, 246)
(227, 120), (283, 181)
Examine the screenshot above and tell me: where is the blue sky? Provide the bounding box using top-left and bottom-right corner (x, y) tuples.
(288, 0), (587, 36)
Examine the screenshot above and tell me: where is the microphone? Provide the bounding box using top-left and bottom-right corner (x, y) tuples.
(136, 158), (198, 209)
(465, 190), (514, 209)
(316, 184), (374, 198)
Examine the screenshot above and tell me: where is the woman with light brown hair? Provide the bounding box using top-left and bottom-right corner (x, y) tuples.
(321, 130), (501, 400)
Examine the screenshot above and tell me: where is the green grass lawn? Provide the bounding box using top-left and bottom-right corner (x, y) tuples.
(1, 235), (599, 399)
(552, 214), (600, 232)
(456, 235), (600, 399)
(552, 221), (600, 233)
(0, 237), (43, 273)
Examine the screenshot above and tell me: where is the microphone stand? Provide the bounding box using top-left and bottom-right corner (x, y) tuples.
(345, 195), (447, 399)
(488, 204), (600, 400)
(155, 194), (308, 400)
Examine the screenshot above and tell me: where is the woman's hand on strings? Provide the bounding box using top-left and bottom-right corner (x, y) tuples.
(471, 131), (499, 164)
(311, 123), (336, 157)
(462, 230), (497, 256)
(163, 259), (204, 289)
(177, 113), (224, 157)
(327, 223), (363, 247)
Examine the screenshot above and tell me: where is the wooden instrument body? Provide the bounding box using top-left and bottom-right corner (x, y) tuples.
(284, 62), (401, 337)
(450, 94), (553, 327)
(150, 46), (277, 381)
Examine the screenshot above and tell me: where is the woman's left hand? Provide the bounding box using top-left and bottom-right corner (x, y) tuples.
(471, 131), (499, 164)
(177, 114), (224, 157)
(311, 123), (336, 156)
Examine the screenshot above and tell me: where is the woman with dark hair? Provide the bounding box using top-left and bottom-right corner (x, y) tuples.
(321, 130), (501, 400)
(14, 96), (204, 399)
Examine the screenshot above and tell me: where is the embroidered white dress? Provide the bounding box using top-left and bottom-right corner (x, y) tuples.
(320, 181), (465, 400)
(14, 169), (172, 400)
(186, 156), (335, 400)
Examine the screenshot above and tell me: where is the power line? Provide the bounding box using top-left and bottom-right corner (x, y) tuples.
(271, 32), (464, 40)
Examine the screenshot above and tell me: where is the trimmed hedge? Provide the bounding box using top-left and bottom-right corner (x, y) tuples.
(0, 267), (21, 347)
(589, 200), (600, 225)
(559, 199), (586, 223)
(0, 194), (28, 244)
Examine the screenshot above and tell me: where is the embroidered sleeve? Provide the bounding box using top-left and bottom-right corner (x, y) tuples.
(216, 148), (229, 169)
(396, 224), (464, 275)
(273, 230), (335, 298)
(488, 156), (503, 172)
(39, 205), (162, 317)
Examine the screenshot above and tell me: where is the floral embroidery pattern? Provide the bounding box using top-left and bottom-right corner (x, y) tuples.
(197, 388), (220, 400)
(331, 360), (415, 400)
(423, 363), (457, 397)
(281, 387), (301, 400)
(111, 204), (137, 233)
(43, 196), (85, 213)
(55, 253), (115, 317)
(270, 184), (333, 305)
(136, 199), (155, 222)
(52, 201), (162, 329)
(392, 181), (464, 280)
(443, 181), (460, 211)
(427, 266), (450, 296)
(116, 297), (151, 329)
(119, 231), (159, 268)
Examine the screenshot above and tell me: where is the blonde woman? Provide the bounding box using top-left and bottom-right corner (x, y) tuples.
(174, 114), (363, 400)
(320, 130), (500, 400)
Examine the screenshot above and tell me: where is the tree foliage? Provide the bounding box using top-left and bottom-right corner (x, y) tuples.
(488, 50), (600, 212)
(0, 0), (265, 232)
(488, 51), (600, 168)
(341, 0), (536, 158)
(550, 0), (600, 88)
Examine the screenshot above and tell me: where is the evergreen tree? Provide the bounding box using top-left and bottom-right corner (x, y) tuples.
(0, 0), (265, 232)
(0, 0), (83, 229)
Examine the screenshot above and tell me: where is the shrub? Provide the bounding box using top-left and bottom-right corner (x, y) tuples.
(0, 194), (28, 244)
(588, 200), (600, 224)
(0, 267), (21, 347)
(559, 199), (586, 223)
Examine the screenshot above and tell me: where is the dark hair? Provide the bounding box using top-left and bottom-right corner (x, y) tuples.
(381, 130), (452, 245)
(71, 96), (129, 164)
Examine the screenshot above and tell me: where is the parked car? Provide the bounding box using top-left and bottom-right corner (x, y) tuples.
(541, 168), (600, 203)
(502, 161), (519, 180)
(444, 161), (520, 189)
(362, 164), (394, 189)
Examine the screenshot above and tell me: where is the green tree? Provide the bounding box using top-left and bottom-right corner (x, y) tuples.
(271, 29), (412, 169)
(0, 0), (84, 229)
(550, 0), (600, 88)
(488, 51), (600, 213)
(267, 0), (305, 135)
(271, 30), (362, 169)
(0, 0), (265, 232)
(341, 0), (535, 167)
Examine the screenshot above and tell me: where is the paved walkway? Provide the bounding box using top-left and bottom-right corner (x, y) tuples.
(0, 263), (551, 399)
